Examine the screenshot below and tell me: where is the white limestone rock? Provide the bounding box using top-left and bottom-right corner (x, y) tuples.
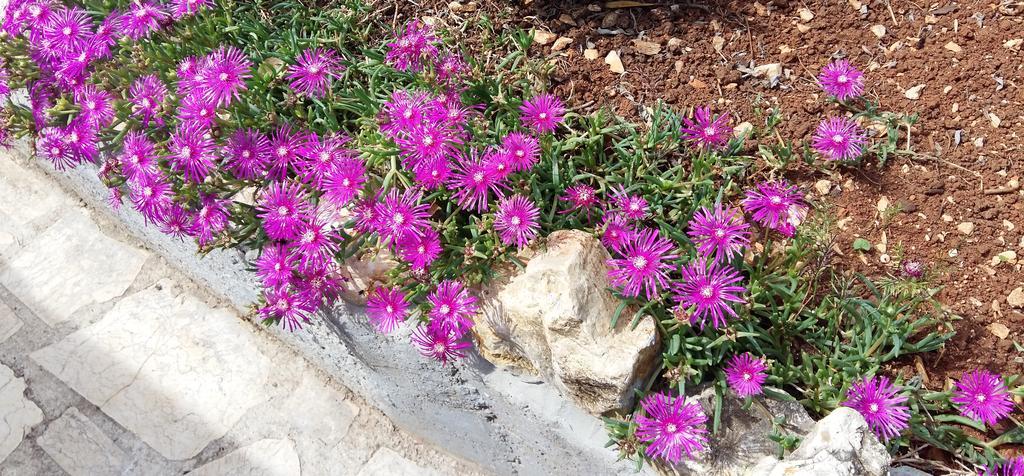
(0, 363), (43, 462)
(37, 407), (129, 476)
(0, 300), (23, 343)
(356, 447), (441, 476)
(191, 439), (300, 476)
(476, 230), (660, 415)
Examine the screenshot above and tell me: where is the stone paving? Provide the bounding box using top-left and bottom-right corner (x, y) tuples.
(0, 150), (483, 475)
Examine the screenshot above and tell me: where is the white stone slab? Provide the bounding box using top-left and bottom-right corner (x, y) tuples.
(0, 300), (22, 343)
(0, 209), (147, 326)
(356, 447), (441, 476)
(0, 154), (75, 260)
(37, 407), (128, 476)
(31, 280), (273, 459)
(191, 439), (300, 476)
(0, 364), (43, 463)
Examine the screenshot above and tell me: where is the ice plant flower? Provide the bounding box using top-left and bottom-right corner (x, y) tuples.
(449, 150), (508, 212)
(397, 229), (442, 271)
(171, 0), (212, 18)
(612, 186), (649, 221)
(812, 116), (866, 161)
(42, 6), (93, 55)
(427, 280), (478, 333)
(260, 287), (313, 331)
(118, 130), (158, 181)
(256, 181), (311, 241)
(385, 20), (438, 72)
(167, 122), (216, 183)
(223, 128), (271, 180)
(201, 45), (251, 106)
(191, 194), (230, 246)
(560, 184), (598, 214)
(256, 244), (295, 290)
(500, 132), (540, 172)
(674, 258), (746, 330)
(741, 180), (807, 237)
(377, 188), (432, 244)
(366, 287), (409, 334)
(176, 94), (218, 129)
(267, 124), (305, 180)
(287, 48), (341, 98)
(128, 75), (167, 127)
(600, 214), (635, 252)
(322, 158), (366, 208)
(124, 1), (167, 40)
(493, 194), (540, 249)
(607, 227), (677, 300)
(74, 85), (116, 128)
(411, 322), (470, 364)
(688, 205), (750, 263)
(843, 376), (910, 441)
(520, 94), (565, 133)
(157, 204), (192, 240)
(951, 370), (1014, 427)
(818, 59), (865, 101)
(293, 212), (340, 271)
(681, 106), (732, 150)
(634, 392), (708, 464)
(724, 353), (768, 398)
(129, 173), (173, 223)
(981, 457), (1024, 476)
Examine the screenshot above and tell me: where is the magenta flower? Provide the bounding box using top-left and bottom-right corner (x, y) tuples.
(118, 131), (158, 181)
(171, 0), (212, 18)
(435, 53), (468, 85)
(818, 59), (865, 101)
(190, 194), (229, 246)
(385, 20), (438, 72)
(449, 150), (509, 212)
(157, 204), (193, 240)
(395, 120), (462, 168)
(296, 262), (344, 305)
(493, 194), (540, 249)
(380, 90), (429, 139)
(812, 116), (866, 161)
(256, 244), (295, 290)
(427, 280), (478, 332)
(256, 181), (311, 241)
(612, 186), (649, 221)
(60, 118), (98, 164)
(176, 94), (218, 129)
(124, 1), (167, 40)
(352, 193), (383, 235)
(397, 228), (442, 271)
(724, 353), (768, 398)
(129, 173), (173, 223)
(367, 287), (410, 334)
(427, 95), (476, 130)
(681, 106), (732, 150)
(411, 156), (452, 190)
(293, 212), (339, 271)
(560, 184), (598, 214)
(982, 457), (1024, 476)
(601, 214), (635, 252)
(287, 48), (341, 98)
(0, 63), (9, 97)
(843, 376), (910, 441)
(607, 227), (677, 300)
(741, 180), (807, 237)
(377, 188), (432, 244)
(900, 259), (925, 279)
(951, 370), (1014, 427)
(674, 258), (746, 330)
(688, 205), (750, 263)
(500, 132), (540, 172)
(128, 75), (167, 127)
(322, 158), (366, 208)
(411, 322), (471, 365)
(167, 123), (216, 183)
(635, 392), (708, 463)
(267, 124), (305, 180)
(74, 85), (116, 128)
(260, 287), (314, 331)
(520, 94), (565, 133)
(201, 46), (251, 106)
(223, 128), (271, 180)
(42, 7), (93, 56)
(296, 133), (352, 187)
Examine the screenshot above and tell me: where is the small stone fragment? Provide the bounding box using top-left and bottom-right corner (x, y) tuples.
(989, 113), (1002, 128)
(533, 30), (557, 46)
(733, 122), (753, 138)
(944, 41), (962, 53)
(551, 37), (573, 52)
(1008, 287), (1024, 308)
(876, 195), (891, 213)
(751, 63), (783, 82)
(956, 222), (975, 235)
(798, 7), (815, 21)
(605, 50), (625, 74)
(1005, 38), (1023, 49)
(584, 48), (600, 60)
(815, 180), (833, 195)
(990, 322), (1011, 339)
(992, 250), (1018, 266)
(632, 39), (661, 55)
(871, 24), (887, 38)
(904, 84), (926, 100)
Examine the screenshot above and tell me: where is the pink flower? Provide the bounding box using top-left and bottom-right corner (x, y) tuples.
(267, 124), (305, 180)
(377, 188), (432, 245)
(818, 59), (865, 101)
(73, 85), (116, 127)
(724, 353), (767, 397)
(681, 106), (732, 150)
(612, 186), (649, 221)
(223, 128), (271, 180)
(741, 180), (807, 237)
(395, 120), (462, 168)
(493, 194), (540, 249)
(397, 228), (442, 271)
(500, 132), (540, 172)
(843, 376), (909, 441)
(560, 184), (598, 215)
(176, 94), (218, 129)
(129, 172), (173, 224)
(260, 286), (314, 331)
(635, 393), (708, 463)
(190, 194), (230, 246)
(411, 156), (452, 190)
(124, 1), (167, 40)
(167, 122), (216, 183)
(256, 244), (296, 290)
(449, 150), (509, 212)
(157, 204), (193, 240)
(607, 227), (677, 300)
(687, 205), (750, 263)
(385, 20), (438, 72)
(256, 181), (311, 241)
(520, 93), (565, 133)
(600, 214), (635, 252)
(171, 0), (212, 18)
(427, 280), (477, 332)
(293, 211), (339, 271)
(673, 258), (746, 329)
(812, 116), (866, 161)
(128, 75), (167, 127)
(118, 130), (158, 181)
(380, 90), (429, 139)
(296, 133), (353, 187)
(43, 7), (93, 58)
(411, 322), (471, 364)
(321, 158), (366, 208)
(200, 45), (251, 107)
(367, 287), (409, 334)
(951, 370), (1014, 427)
(287, 48), (341, 98)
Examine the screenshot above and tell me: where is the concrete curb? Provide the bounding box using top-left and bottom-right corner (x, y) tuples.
(16, 143), (652, 476)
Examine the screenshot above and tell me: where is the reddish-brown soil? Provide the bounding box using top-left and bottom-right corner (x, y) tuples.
(383, 1), (1024, 386)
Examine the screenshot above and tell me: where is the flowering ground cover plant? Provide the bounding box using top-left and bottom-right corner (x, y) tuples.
(1, 0), (1022, 472)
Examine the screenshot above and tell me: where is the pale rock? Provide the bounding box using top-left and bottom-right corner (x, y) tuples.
(1008, 287), (1024, 308)
(0, 208), (147, 326)
(956, 222), (975, 235)
(676, 385), (815, 474)
(667, 37), (684, 50)
(0, 299), (22, 343)
(752, 63), (783, 82)
(0, 151), (76, 260)
(944, 41), (962, 53)
(605, 50), (625, 74)
(632, 39), (661, 55)
(992, 250), (1018, 266)
(990, 322), (1011, 339)
(989, 112), (1002, 128)
(475, 230), (660, 414)
(533, 30), (557, 46)
(712, 36), (725, 53)
(0, 363), (43, 462)
(798, 7), (815, 21)
(357, 447), (440, 476)
(876, 195), (891, 213)
(31, 280), (274, 459)
(551, 37), (573, 52)
(191, 439), (300, 476)
(1005, 38), (1023, 49)
(751, 408), (890, 476)
(448, 1), (477, 13)
(733, 122), (754, 138)
(870, 24), (887, 38)
(904, 84), (926, 100)
(583, 48), (600, 60)
(815, 180), (834, 195)
(37, 407), (129, 476)
(338, 249), (399, 304)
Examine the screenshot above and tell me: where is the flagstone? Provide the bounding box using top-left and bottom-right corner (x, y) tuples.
(37, 407), (129, 476)
(0, 364), (43, 463)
